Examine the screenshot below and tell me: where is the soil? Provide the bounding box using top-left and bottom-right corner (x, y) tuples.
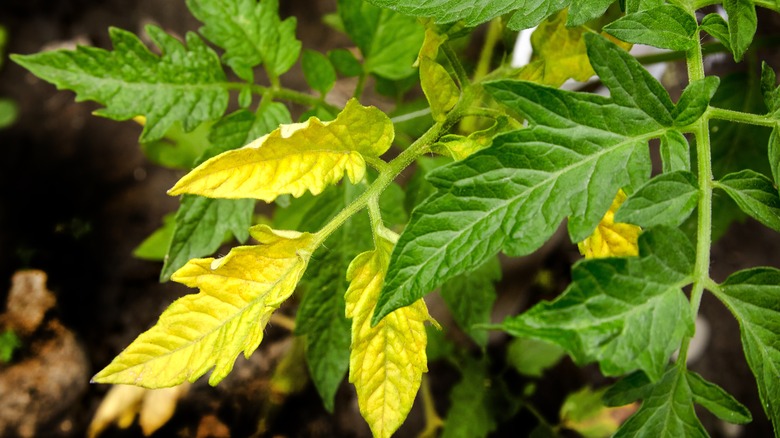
(0, 1), (778, 437)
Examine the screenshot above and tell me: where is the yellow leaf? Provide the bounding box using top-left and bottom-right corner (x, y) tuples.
(433, 116), (512, 160)
(418, 27), (459, 121)
(92, 225), (315, 387)
(138, 384), (190, 436)
(345, 233), (431, 438)
(168, 99), (393, 201)
(88, 385), (145, 437)
(578, 190), (641, 258)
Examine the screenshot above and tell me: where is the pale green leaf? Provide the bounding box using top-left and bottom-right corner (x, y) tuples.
(673, 76), (720, 126)
(700, 13), (733, 53)
(302, 49), (336, 95)
(660, 130), (691, 173)
(0, 98), (18, 129)
(604, 5), (697, 50)
(723, 0), (757, 62)
(134, 214), (176, 261)
(328, 48), (363, 77)
(439, 257), (501, 348)
(716, 169), (780, 232)
(139, 120), (212, 170)
(12, 26), (228, 142)
(615, 171), (699, 228)
(169, 99), (393, 201)
(560, 387), (624, 438)
(506, 337), (565, 377)
(93, 226), (315, 387)
(0, 329), (21, 363)
(418, 28), (459, 121)
(762, 62), (780, 117)
(187, 0), (301, 80)
(714, 267), (780, 433)
(374, 34), (667, 322)
(501, 227), (695, 381)
(687, 371), (752, 424)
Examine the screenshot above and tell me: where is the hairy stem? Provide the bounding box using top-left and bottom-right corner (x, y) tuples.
(707, 107), (778, 127)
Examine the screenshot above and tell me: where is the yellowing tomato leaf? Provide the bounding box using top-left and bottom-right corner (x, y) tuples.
(345, 233), (431, 438)
(418, 27), (459, 121)
(578, 190), (641, 258)
(92, 225), (315, 388)
(169, 99), (394, 202)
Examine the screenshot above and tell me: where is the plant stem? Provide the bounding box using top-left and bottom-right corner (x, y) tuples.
(473, 19), (502, 83)
(679, 32), (712, 366)
(354, 72), (367, 100)
(443, 42), (470, 88)
(707, 107), (778, 127)
(418, 375), (444, 437)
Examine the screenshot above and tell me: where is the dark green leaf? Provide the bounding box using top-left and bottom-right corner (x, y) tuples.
(160, 196), (254, 281)
(723, 0), (757, 62)
(328, 48), (363, 77)
(603, 5), (697, 50)
(615, 171), (699, 227)
(187, 0), (301, 80)
(339, 0), (424, 80)
(700, 13), (732, 53)
(614, 366), (707, 437)
(426, 325), (455, 362)
(501, 227), (694, 380)
(716, 169), (780, 232)
(374, 35), (668, 323)
(133, 213), (175, 261)
(302, 49), (336, 95)
(441, 357), (497, 438)
(603, 371), (653, 406)
(673, 76), (720, 126)
(762, 62), (780, 117)
(713, 267), (780, 434)
(687, 371), (752, 424)
(660, 130), (691, 173)
(12, 26), (227, 142)
(506, 337), (565, 377)
(567, 0), (614, 26)
(440, 257), (501, 347)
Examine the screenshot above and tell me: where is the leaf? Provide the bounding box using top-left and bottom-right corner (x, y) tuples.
(88, 384), (190, 438)
(506, 337), (565, 377)
(93, 225), (315, 387)
(339, 0), (424, 80)
(700, 13), (733, 53)
(713, 267), (780, 432)
(660, 130), (691, 173)
(687, 371), (752, 424)
(440, 357), (497, 438)
(615, 171), (699, 228)
(134, 213), (176, 261)
(577, 189), (642, 259)
(508, 0), (572, 30)
(169, 99), (393, 201)
(762, 62), (780, 117)
(502, 227), (695, 381)
(186, 0), (301, 80)
(206, 102), (292, 158)
(404, 156), (450, 215)
(374, 34), (668, 323)
(560, 387), (628, 438)
(723, 0), (757, 62)
(345, 234), (430, 438)
(138, 119), (212, 169)
(328, 48), (363, 77)
(771, 128), (780, 192)
(0, 329), (21, 363)
(418, 27), (459, 121)
(439, 257), (501, 347)
(613, 366), (707, 437)
(432, 116), (512, 160)
(603, 371), (653, 407)
(673, 76), (720, 126)
(716, 169), (780, 232)
(0, 98), (18, 129)
(302, 49), (337, 95)
(567, 0), (615, 26)
(603, 5), (697, 50)
(12, 26), (227, 142)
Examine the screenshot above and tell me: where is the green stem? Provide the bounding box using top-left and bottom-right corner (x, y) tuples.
(473, 19), (502, 83)
(707, 107), (777, 127)
(419, 375), (444, 437)
(679, 32), (712, 366)
(354, 72), (367, 100)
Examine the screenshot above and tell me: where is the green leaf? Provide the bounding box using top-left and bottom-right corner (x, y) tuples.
(687, 371), (752, 424)
(624, 0), (663, 13)
(560, 387), (623, 438)
(12, 26), (228, 142)
(614, 366), (707, 437)
(508, 0), (571, 30)
(186, 0), (301, 80)
(762, 62), (780, 117)
(439, 257), (501, 348)
(403, 156), (449, 215)
(0, 329), (21, 363)
(441, 357), (497, 438)
(374, 34), (668, 323)
(501, 227), (694, 381)
(302, 49), (336, 95)
(700, 13), (733, 53)
(723, 0), (757, 62)
(673, 76), (720, 126)
(0, 98), (18, 129)
(713, 267), (780, 433)
(339, 0), (424, 80)
(506, 337), (565, 377)
(140, 120), (212, 170)
(328, 48), (363, 77)
(133, 213), (176, 261)
(716, 169), (780, 232)
(660, 130), (691, 173)
(603, 371), (653, 407)
(206, 102), (292, 159)
(770, 128), (780, 191)
(160, 196), (254, 281)
(603, 5), (697, 50)
(615, 171), (699, 228)
(567, 0), (614, 26)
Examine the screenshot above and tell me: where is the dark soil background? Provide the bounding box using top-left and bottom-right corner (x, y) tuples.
(0, 1), (778, 437)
